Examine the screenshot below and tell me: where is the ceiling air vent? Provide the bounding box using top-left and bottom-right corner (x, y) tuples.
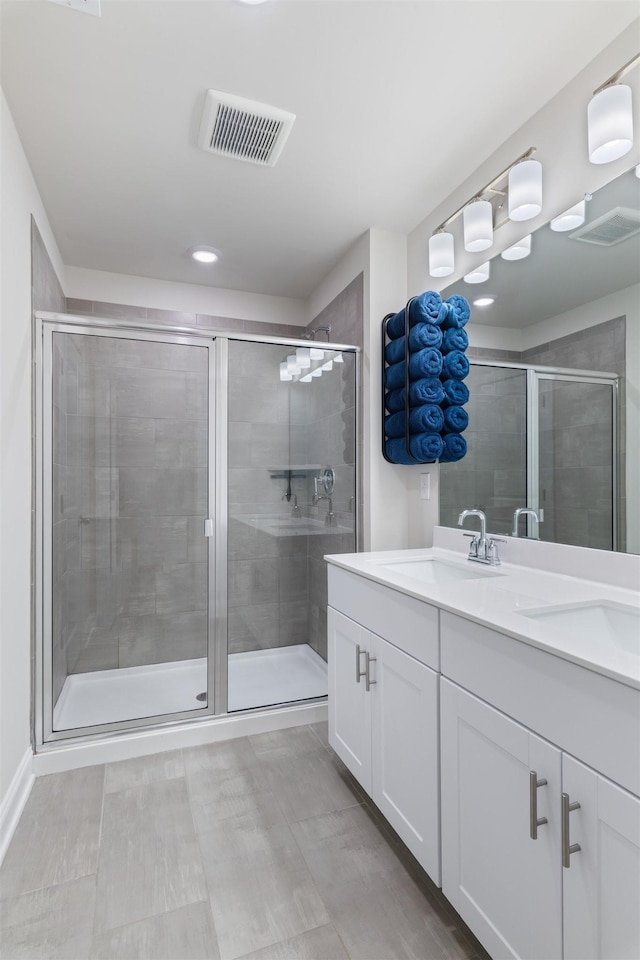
(569, 206), (640, 246)
(198, 90), (295, 167)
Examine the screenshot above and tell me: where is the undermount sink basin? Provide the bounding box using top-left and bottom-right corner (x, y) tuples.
(375, 557), (502, 584)
(519, 601), (640, 654)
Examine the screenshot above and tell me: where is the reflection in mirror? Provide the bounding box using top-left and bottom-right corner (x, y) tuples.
(440, 165), (640, 554)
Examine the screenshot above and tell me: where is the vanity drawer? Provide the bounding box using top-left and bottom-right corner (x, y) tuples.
(440, 611), (640, 796)
(327, 566), (439, 670)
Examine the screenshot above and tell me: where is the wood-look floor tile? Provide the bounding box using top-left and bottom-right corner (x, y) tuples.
(0, 875), (96, 959)
(206, 850), (330, 960)
(94, 777), (207, 933)
(183, 738), (269, 806)
(262, 747), (364, 824)
(248, 725), (326, 761)
(236, 923), (348, 960)
(91, 900), (219, 960)
(308, 721), (330, 749)
(104, 749), (184, 794)
(0, 766), (104, 898)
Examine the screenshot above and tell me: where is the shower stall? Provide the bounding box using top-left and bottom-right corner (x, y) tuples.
(35, 315), (358, 744)
(439, 360), (620, 551)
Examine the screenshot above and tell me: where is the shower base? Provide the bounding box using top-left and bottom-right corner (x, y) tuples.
(53, 643), (327, 732)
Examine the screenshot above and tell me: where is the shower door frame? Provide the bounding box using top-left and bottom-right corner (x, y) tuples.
(36, 317), (220, 744)
(34, 312), (361, 748)
(468, 359), (620, 547)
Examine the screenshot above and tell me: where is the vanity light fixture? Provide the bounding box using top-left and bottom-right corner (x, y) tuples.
(321, 359), (333, 372)
(299, 373), (313, 383)
(429, 147), (535, 279)
(279, 362), (293, 382)
(463, 261), (490, 284)
(286, 354), (300, 375)
(588, 54), (639, 164)
(550, 199), (587, 232)
(334, 353), (344, 363)
(508, 159), (543, 222)
(191, 246), (220, 264)
(309, 346), (324, 360)
(311, 367), (323, 378)
(428, 231), (455, 277)
(501, 234), (532, 260)
(463, 199), (493, 252)
(473, 296), (495, 307)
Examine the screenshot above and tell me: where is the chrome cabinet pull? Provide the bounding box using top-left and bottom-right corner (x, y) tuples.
(529, 771), (548, 839)
(561, 792), (581, 867)
(365, 652), (377, 692)
(355, 644), (366, 683)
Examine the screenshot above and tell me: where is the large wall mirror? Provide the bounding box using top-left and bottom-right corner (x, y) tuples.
(440, 163), (639, 554)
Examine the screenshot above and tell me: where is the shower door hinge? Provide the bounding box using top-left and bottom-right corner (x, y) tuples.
(204, 518), (214, 537)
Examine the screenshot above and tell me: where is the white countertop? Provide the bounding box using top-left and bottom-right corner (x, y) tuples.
(325, 539), (640, 690)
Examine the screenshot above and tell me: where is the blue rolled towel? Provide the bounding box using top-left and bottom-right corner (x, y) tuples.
(385, 404), (444, 439)
(441, 379), (470, 407)
(442, 327), (469, 354)
(386, 291), (447, 339)
(384, 348), (443, 390)
(440, 433), (467, 463)
(441, 350), (469, 381)
(443, 405), (469, 432)
(385, 432), (444, 465)
(441, 294), (471, 330)
(385, 378), (445, 413)
(384, 323), (443, 364)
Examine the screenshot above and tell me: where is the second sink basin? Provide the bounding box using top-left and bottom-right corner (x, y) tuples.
(375, 557), (503, 584)
(519, 600), (640, 654)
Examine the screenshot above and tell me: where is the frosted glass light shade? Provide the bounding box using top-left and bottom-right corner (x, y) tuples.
(429, 232), (455, 277)
(279, 362), (293, 381)
(501, 234), (532, 261)
(295, 347), (311, 369)
(463, 200), (493, 252)
(309, 347), (324, 360)
(299, 373), (313, 383)
(311, 367), (323, 378)
(463, 261), (490, 284)
(588, 84), (633, 164)
(636, 164), (640, 178)
(286, 354), (300, 375)
(508, 160), (543, 221)
(550, 200), (586, 232)
(334, 352), (344, 363)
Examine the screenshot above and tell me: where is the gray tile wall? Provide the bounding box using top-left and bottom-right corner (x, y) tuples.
(450, 318), (624, 550)
(440, 366), (527, 537)
(52, 334), (209, 689)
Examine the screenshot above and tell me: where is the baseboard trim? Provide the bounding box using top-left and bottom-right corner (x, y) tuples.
(0, 749), (35, 865)
(33, 701), (328, 776)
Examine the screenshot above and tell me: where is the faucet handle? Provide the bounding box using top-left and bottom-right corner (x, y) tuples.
(462, 532), (479, 558)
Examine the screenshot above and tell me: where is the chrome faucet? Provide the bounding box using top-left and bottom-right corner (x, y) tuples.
(512, 507), (540, 539)
(290, 494), (301, 518)
(458, 508), (505, 565)
(313, 492), (336, 526)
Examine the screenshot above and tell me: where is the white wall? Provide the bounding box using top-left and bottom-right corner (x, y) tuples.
(0, 93), (64, 807)
(65, 265), (306, 327)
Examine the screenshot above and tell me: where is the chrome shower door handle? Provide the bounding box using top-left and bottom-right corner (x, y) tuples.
(365, 653), (376, 692)
(529, 771), (548, 839)
(355, 644), (366, 683)
(561, 792), (581, 867)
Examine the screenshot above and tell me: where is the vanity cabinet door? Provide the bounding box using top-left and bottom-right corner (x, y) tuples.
(371, 636), (440, 884)
(441, 679), (562, 960)
(562, 754), (640, 960)
(328, 607), (373, 793)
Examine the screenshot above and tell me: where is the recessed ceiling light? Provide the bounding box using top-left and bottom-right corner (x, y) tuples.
(473, 296), (495, 307)
(191, 247), (220, 264)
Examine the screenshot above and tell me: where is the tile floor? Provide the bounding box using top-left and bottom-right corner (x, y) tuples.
(0, 723), (490, 960)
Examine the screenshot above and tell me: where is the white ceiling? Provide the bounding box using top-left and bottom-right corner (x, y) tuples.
(2, 0), (638, 300)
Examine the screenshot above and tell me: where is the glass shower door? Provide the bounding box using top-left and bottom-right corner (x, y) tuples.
(535, 374), (617, 550)
(46, 327), (214, 737)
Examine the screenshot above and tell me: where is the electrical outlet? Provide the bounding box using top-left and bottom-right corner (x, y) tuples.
(419, 472), (431, 500)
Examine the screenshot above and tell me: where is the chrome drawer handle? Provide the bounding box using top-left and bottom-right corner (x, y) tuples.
(562, 792), (581, 867)
(355, 644), (366, 683)
(365, 653), (376, 692)
(529, 771), (548, 839)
